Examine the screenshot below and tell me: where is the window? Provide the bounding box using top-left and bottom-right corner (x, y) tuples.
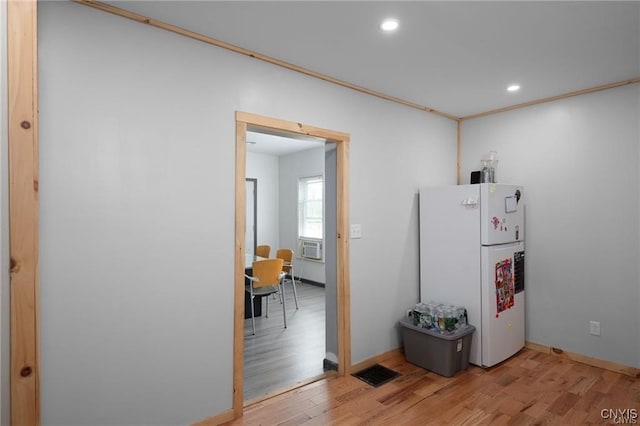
(298, 176), (323, 239)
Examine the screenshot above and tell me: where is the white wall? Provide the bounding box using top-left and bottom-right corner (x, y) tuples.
(324, 145), (339, 363)
(279, 146), (325, 283)
(246, 152), (280, 253)
(348, 116), (457, 363)
(0, 3), (8, 424)
(461, 85), (640, 367)
(36, 3), (457, 425)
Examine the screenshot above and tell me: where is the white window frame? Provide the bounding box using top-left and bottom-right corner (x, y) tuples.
(298, 175), (324, 241)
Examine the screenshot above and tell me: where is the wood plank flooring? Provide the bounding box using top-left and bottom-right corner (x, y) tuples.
(244, 282), (326, 401)
(230, 347), (640, 425)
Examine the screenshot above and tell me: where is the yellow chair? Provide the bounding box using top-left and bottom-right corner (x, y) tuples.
(245, 258), (286, 335)
(256, 245), (271, 258)
(276, 248), (299, 309)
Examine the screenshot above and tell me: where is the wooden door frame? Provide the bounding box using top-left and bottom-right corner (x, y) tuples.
(7, 1), (40, 425)
(234, 111), (351, 417)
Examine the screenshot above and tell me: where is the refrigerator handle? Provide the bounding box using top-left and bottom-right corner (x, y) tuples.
(461, 197), (478, 207)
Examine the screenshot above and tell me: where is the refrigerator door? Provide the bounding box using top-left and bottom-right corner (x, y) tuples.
(481, 242), (525, 367)
(480, 184), (524, 245)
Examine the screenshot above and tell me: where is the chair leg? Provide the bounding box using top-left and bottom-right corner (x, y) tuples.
(266, 294), (269, 317)
(290, 268), (299, 309)
(281, 281), (287, 329)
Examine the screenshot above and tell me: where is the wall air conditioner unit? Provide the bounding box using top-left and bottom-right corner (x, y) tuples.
(300, 239), (323, 260)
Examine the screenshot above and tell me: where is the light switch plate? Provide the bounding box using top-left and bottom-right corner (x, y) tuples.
(350, 224), (362, 239)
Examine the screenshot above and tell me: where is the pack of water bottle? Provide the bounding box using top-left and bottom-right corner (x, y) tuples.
(411, 301), (468, 334)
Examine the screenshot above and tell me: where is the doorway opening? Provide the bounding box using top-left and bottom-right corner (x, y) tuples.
(234, 112), (351, 416)
(244, 129), (326, 401)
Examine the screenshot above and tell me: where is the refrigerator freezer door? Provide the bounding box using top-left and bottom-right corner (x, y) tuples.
(481, 243), (525, 367)
(480, 184), (524, 245)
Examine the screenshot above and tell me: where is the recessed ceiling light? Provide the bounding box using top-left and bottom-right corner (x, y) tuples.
(380, 19), (399, 32)
(507, 84), (521, 92)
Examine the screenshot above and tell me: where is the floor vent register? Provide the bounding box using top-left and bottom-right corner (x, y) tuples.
(352, 364), (400, 387)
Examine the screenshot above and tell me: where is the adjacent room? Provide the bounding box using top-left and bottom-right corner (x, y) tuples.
(2, 1), (639, 425)
(243, 129), (331, 400)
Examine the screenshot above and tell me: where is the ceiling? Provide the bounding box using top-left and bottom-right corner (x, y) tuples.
(104, 1), (639, 120)
(246, 130), (325, 156)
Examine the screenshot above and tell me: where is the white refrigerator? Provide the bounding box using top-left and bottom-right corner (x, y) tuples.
(419, 183), (525, 367)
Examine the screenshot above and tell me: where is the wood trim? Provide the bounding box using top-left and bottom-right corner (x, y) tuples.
(233, 120), (248, 418)
(72, 0), (458, 122)
(191, 409), (235, 426)
(350, 348), (403, 374)
(460, 77), (640, 121)
(8, 1), (40, 425)
(524, 341), (550, 355)
(336, 137), (351, 375)
(525, 341), (640, 378)
(236, 111), (351, 141)
(234, 111), (351, 419)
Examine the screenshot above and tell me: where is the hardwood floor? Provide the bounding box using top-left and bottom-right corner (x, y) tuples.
(229, 347), (640, 425)
(244, 281), (327, 401)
